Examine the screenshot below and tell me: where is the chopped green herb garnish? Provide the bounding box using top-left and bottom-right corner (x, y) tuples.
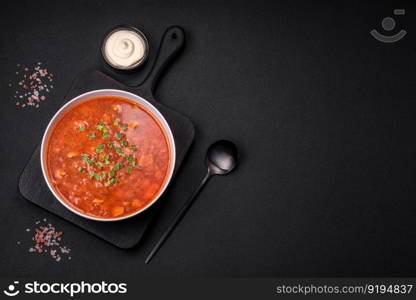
(82, 154), (96, 166)
(104, 177), (119, 187)
(96, 144), (104, 153)
(96, 122), (110, 139)
(88, 132), (96, 140)
(86, 158), (96, 166)
(113, 162), (123, 171)
(96, 123), (105, 131)
(79, 119), (139, 187)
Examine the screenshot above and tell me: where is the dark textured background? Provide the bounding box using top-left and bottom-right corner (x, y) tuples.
(0, 0), (415, 278)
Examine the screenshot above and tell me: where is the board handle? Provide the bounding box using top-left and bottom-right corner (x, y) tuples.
(138, 26), (185, 99)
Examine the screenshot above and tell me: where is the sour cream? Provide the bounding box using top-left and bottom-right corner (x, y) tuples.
(102, 27), (148, 70)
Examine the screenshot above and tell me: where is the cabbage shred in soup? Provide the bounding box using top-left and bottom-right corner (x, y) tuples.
(47, 96), (171, 219)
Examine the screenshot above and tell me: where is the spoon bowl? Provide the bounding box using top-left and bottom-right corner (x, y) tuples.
(206, 140), (238, 175)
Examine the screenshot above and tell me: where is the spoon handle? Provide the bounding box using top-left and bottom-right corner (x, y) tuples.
(145, 170), (212, 264)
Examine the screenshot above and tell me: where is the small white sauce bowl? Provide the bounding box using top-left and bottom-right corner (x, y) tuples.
(101, 26), (149, 71)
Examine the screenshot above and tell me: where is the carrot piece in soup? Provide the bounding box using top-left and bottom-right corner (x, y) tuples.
(111, 206), (125, 217)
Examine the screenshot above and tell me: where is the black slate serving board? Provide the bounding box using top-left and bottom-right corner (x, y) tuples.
(18, 26), (195, 249)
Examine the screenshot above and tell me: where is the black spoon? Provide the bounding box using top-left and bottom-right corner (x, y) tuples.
(145, 140), (238, 264)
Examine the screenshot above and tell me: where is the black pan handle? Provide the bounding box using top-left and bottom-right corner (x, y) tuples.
(138, 26), (185, 99)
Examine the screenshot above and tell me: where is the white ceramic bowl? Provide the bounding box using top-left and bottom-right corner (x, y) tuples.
(40, 89), (176, 221)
